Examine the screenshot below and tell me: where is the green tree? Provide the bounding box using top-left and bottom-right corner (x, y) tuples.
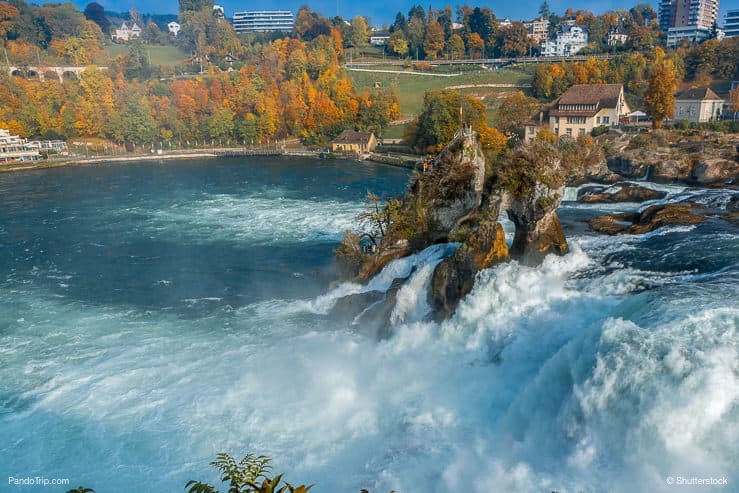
(82, 2), (109, 35)
(539, 1), (550, 19)
(208, 106), (234, 142)
(348, 16), (369, 48)
(179, 0), (213, 15)
(409, 90), (487, 152)
(406, 15), (425, 59)
(445, 33), (465, 60)
(111, 88), (157, 144)
(388, 30), (408, 57)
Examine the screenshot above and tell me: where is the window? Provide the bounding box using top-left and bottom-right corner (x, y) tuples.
(603, 116), (610, 124)
(566, 128), (572, 136)
(579, 128), (585, 135)
(566, 116), (587, 124)
(596, 116), (601, 124)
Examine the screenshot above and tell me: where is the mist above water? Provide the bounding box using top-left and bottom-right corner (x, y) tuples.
(0, 159), (736, 492)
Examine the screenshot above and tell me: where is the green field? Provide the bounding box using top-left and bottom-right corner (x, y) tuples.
(106, 44), (189, 65)
(347, 67), (532, 117)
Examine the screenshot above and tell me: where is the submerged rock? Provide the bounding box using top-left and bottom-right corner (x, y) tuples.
(578, 183), (667, 203)
(588, 203), (706, 235)
(691, 158), (739, 185)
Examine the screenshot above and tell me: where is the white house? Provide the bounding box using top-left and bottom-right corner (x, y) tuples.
(674, 87), (724, 122)
(113, 21), (142, 42)
(607, 30), (629, 46)
(369, 31), (390, 46)
(541, 25), (588, 57)
(168, 21), (180, 36)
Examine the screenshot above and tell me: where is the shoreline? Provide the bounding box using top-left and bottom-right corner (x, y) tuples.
(0, 148), (423, 174)
(0, 151), (219, 174)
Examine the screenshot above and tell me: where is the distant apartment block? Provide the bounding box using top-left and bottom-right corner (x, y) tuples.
(725, 9), (739, 37)
(232, 10), (294, 32)
(541, 26), (588, 57)
(523, 17), (549, 44)
(659, 0), (719, 31)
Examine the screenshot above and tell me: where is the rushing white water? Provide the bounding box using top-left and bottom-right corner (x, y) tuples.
(1, 162), (737, 493)
(112, 190), (368, 244)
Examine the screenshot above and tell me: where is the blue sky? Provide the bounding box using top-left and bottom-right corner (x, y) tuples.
(84, 0), (737, 27)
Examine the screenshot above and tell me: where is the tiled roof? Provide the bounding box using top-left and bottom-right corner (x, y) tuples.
(332, 130), (374, 144)
(549, 109), (599, 117)
(676, 87), (723, 101)
(556, 84), (623, 108)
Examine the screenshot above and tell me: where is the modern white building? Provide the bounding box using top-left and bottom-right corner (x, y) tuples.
(541, 26), (588, 57)
(724, 9), (739, 37)
(167, 21), (180, 36)
(0, 129), (40, 163)
(232, 10), (294, 32)
(666, 25), (712, 46)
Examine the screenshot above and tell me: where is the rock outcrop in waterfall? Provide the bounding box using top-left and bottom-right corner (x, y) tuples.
(337, 128), (574, 322)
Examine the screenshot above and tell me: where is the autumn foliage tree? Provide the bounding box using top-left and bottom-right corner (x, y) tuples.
(644, 49), (678, 129)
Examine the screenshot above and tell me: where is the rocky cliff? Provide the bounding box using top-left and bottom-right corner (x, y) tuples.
(337, 129), (571, 321)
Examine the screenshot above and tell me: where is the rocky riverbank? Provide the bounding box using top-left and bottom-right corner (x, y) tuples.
(578, 130), (739, 186)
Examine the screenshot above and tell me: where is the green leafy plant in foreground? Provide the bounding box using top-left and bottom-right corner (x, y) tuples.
(186, 452), (312, 493)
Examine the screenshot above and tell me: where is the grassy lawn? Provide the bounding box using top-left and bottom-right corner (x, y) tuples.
(106, 44), (189, 65)
(382, 123), (408, 139)
(347, 67), (531, 117)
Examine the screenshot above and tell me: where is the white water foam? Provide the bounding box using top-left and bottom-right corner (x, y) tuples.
(1, 223), (737, 493)
(113, 191), (367, 244)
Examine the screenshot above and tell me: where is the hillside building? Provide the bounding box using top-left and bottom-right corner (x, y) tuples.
(0, 129), (40, 163)
(113, 21), (141, 42)
(232, 10), (294, 32)
(331, 130), (377, 153)
(525, 84), (630, 142)
(541, 26), (588, 57)
(523, 17), (549, 44)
